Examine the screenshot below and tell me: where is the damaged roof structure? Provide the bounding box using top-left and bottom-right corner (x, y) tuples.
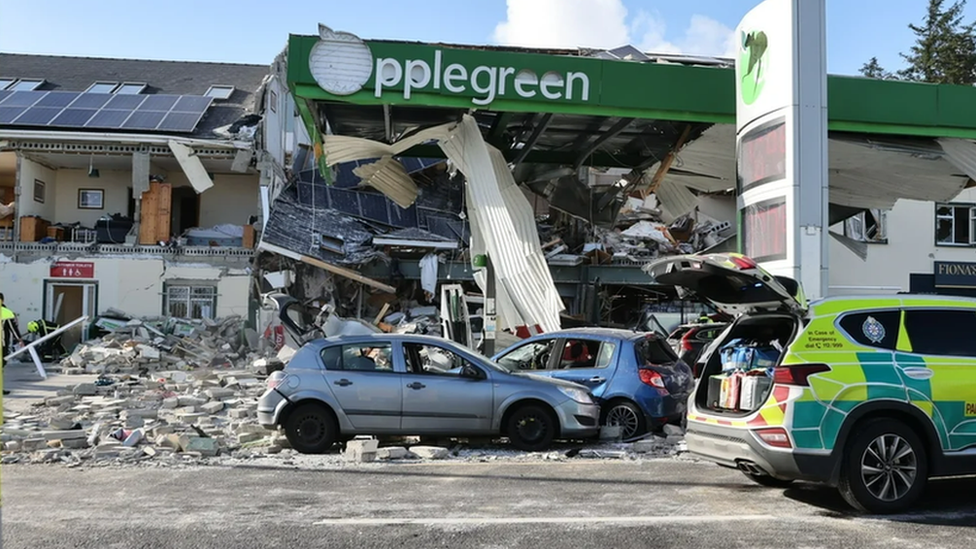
(255, 25), (976, 333)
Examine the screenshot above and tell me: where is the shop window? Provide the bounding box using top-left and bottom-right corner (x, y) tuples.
(838, 310), (900, 350)
(844, 209), (888, 243)
(935, 203), (976, 246)
(904, 309), (976, 357)
(163, 284), (217, 320)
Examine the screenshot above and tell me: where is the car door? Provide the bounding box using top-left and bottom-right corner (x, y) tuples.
(319, 341), (403, 431)
(899, 308), (976, 452)
(399, 340), (495, 434)
(547, 337), (618, 399)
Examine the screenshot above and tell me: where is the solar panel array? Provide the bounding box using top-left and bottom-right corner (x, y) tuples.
(0, 90), (214, 133)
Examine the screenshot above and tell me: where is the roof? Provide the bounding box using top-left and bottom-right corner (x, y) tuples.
(0, 53), (270, 138)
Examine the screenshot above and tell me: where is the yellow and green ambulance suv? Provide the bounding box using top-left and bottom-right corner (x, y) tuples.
(646, 253), (976, 513)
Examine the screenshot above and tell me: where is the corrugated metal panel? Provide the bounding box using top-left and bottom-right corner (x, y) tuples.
(352, 156), (418, 208)
(655, 179), (700, 221)
(437, 116), (562, 332)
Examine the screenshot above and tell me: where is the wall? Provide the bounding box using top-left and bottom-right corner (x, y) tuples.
(696, 194), (736, 224)
(828, 188), (976, 295)
(54, 168), (131, 227)
(164, 172), (259, 228)
(0, 255), (251, 324)
(17, 155), (56, 221)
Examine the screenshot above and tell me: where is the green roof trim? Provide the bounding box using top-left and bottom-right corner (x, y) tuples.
(287, 34), (976, 139)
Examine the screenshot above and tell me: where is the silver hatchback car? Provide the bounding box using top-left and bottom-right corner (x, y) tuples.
(257, 333), (601, 452)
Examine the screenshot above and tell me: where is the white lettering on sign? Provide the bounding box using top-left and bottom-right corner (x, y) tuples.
(308, 25), (594, 105)
(372, 55), (590, 105)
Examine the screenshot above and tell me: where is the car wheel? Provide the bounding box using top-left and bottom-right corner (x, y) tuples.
(507, 404), (556, 452)
(602, 400), (647, 440)
(284, 402), (338, 454)
(742, 471), (794, 488)
(838, 418), (928, 514)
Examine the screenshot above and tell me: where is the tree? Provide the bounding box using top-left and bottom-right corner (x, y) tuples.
(861, 0), (976, 84)
(859, 57), (893, 80)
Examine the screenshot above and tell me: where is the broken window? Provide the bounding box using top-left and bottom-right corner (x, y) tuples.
(495, 340), (554, 371)
(164, 284), (217, 320)
(402, 342), (472, 376)
(935, 203), (976, 245)
(556, 339), (615, 370)
(844, 209), (889, 244)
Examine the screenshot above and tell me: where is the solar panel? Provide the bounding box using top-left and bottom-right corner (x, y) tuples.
(172, 95), (212, 112)
(85, 109), (132, 128)
(50, 108), (97, 126)
(3, 91), (42, 107)
(104, 94), (146, 110)
(35, 91), (80, 108)
(0, 107), (27, 124)
(157, 111), (202, 132)
(14, 107), (63, 125)
(0, 89), (213, 133)
(137, 95), (179, 111)
(121, 110), (166, 130)
(70, 93), (112, 109)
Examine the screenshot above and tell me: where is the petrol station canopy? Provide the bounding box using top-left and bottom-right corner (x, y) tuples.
(286, 31), (976, 221)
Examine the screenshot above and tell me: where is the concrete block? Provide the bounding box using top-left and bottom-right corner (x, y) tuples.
(123, 429), (144, 447)
(44, 396), (76, 407)
(376, 446), (409, 460)
(72, 383), (98, 396)
(663, 424), (685, 437)
(200, 401), (224, 414)
(40, 430), (87, 441)
(204, 388), (235, 399)
(237, 432), (263, 444)
(160, 397), (179, 409)
(228, 408), (252, 419)
(61, 438), (90, 449)
(124, 416), (145, 429)
(410, 445), (449, 460)
(4, 441), (21, 452)
(177, 396), (206, 407)
(49, 416), (78, 430)
(184, 437), (218, 457)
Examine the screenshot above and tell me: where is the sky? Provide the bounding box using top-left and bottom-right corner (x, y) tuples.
(0, 0), (972, 77)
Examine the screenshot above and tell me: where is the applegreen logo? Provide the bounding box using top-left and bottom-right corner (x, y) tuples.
(739, 30), (769, 105)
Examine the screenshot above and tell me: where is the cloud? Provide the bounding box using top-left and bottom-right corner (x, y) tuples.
(492, 0), (631, 49)
(493, 0), (736, 58)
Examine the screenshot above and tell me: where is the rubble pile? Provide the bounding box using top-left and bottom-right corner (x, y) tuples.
(1, 312), (291, 467)
(543, 203), (735, 267)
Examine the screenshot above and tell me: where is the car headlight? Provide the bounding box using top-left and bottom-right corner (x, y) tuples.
(558, 386), (593, 404)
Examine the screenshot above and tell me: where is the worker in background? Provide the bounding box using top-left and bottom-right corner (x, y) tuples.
(0, 292), (22, 395)
(27, 319), (66, 362)
(1, 293), (23, 360)
(698, 312), (713, 324)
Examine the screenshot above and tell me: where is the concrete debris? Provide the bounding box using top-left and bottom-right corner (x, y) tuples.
(0, 311), (283, 467)
(344, 438), (379, 462)
(408, 445), (449, 460)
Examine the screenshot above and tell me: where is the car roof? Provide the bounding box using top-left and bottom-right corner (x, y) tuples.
(525, 327), (652, 342)
(308, 333), (476, 349)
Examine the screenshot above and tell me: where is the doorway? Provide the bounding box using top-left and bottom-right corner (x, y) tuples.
(44, 281), (98, 351)
(171, 186), (200, 237)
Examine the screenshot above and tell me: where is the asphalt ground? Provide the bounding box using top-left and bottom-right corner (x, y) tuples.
(3, 457), (975, 549)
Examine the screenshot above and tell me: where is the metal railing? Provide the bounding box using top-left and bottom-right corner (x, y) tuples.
(0, 241), (255, 258)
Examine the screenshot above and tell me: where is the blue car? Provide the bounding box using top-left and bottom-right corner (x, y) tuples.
(492, 328), (695, 439)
